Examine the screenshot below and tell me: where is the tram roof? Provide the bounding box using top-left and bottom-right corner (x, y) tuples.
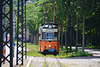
(39, 23), (58, 29)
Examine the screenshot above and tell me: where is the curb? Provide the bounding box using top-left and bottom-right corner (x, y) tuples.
(26, 57), (33, 67)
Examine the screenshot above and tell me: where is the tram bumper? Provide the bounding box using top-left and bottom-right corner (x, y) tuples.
(48, 49), (55, 52)
(43, 49), (58, 53)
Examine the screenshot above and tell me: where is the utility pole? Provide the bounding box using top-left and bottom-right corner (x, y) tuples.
(3, 5), (6, 64)
(13, 13), (16, 45)
(13, 12), (16, 57)
(43, 2), (55, 23)
(25, 0), (27, 59)
(0, 0), (13, 67)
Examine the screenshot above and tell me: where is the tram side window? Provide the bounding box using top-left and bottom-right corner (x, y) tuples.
(42, 32), (54, 39)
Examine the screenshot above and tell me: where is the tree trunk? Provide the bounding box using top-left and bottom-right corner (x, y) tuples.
(65, 20), (68, 51)
(82, 15), (85, 53)
(70, 15), (72, 52)
(91, 32), (92, 46)
(76, 15), (78, 52)
(86, 34), (89, 46)
(95, 30), (97, 48)
(61, 21), (63, 49)
(68, 0), (72, 52)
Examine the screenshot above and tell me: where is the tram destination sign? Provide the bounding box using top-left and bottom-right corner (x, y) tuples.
(46, 30), (54, 32)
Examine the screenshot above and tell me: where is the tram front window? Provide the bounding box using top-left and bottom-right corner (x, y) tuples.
(42, 32), (54, 39)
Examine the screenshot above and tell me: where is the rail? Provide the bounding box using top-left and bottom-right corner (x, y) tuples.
(44, 56), (63, 67)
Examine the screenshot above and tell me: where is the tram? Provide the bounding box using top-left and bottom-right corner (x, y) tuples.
(39, 23), (60, 55)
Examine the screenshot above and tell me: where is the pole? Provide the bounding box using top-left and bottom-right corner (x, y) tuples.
(3, 4), (6, 64)
(10, 0), (13, 67)
(25, 0), (27, 59)
(0, 0), (3, 67)
(22, 0), (24, 65)
(13, 12), (16, 57)
(17, 0), (24, 65)
(16, 0), (19, 65)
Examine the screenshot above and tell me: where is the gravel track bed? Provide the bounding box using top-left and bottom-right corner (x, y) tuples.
(29, 56), (100, 67)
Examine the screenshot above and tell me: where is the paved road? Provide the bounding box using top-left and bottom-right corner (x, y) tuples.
(78, 48), (100, 57)
(72, 47), (100, 57)
(78, 47), (100, 63)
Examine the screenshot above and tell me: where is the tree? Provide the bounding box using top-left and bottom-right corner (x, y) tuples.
(24, 0), (100, 49)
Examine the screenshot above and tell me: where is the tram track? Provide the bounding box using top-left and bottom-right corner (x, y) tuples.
(44, 56), (63, 67)
(55, 56), (63, 67)
(44, 56), (48, 67)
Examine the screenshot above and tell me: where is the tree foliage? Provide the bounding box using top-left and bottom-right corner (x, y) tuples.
(25, 0), (100, 46)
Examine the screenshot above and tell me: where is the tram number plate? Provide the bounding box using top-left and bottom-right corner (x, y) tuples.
(48, 49), (55, 52)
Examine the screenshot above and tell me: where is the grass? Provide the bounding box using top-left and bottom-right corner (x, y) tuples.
(27, 43), (92, 58)
(85, 45), (100, 49)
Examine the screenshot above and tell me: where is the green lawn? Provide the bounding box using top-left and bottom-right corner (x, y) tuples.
(27, 43), (92, 58)
(85, 45), (100, 49)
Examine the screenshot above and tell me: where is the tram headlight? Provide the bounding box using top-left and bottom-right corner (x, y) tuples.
(49, 45), (51, 47)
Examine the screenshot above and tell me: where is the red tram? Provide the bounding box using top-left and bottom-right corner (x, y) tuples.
(39, 23), (60, 55)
